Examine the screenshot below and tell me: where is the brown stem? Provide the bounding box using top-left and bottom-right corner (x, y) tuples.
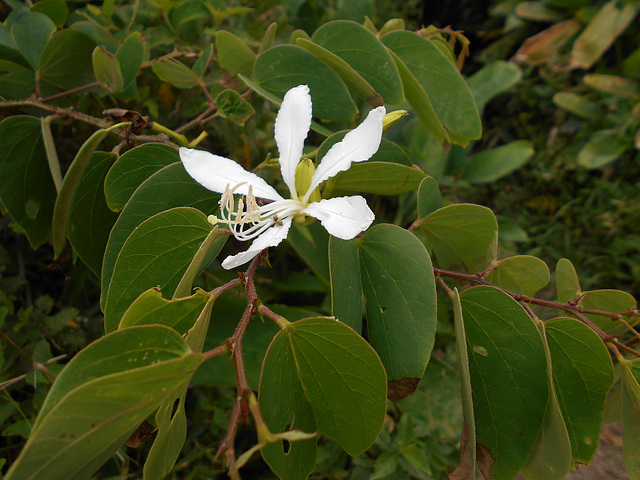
(39, 81), (101, 102)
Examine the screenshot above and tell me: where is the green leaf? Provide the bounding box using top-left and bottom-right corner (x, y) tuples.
(104, 143), (178, 212)
(584, 73), (639, 99)
(71, 20), (119, 53)
(92, 45), (123, 92)
(4, 325), (202, 480)
(287, 222), (331, 284)
(417, 176), (442, 219)
(570, 1), (637, 70)
(216, 30), (255, 77)
(253, 44), (358, 122)
(11, 10), (56, 70)
(382, 31), (482, 145)
(151, 58), (200, 89)
(259, 22), (277, 55)
(0, 116), (56, 248)
(460, 286), (548, 480)
(555, 258), (581, 303)
(67, 152), (118, 276)
(466, 60), (521, 115)
(522, 320), (572, 480)
(310, 21), (403, 105)
(261, 318), (387, 456)
(103, 207), (213, 332)
(0, 59), (35, 99)
(38, 29), (96, 94)
(622, 360), (640, 479)
(553, 92), (600, 120)
(30, 0), (68, 28)
(448, 289), (476, 480)
(461, 140), (534, 184)
(420, 204), (498, 272)
(579, 289), (638, 335)
(545, 317), (614, 465)
(358, 224), (437, 395)
(100, 162), (219, 311)
(119, 288), (210, 334)
(326, 162), (427, 196)
(191, 44), (212, 77)
(115, 32), (145, 89)
(216, 89), (256, 126)
(578, 130), (630, 169)
(52, 128), (109, 258)
(329, 237), (362, 333)
(485, 255), (550, 296)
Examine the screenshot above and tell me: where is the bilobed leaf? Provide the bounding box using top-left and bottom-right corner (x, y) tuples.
(10, 10), (56, 70)
(3, 325), (203, 480)
(216, 30), (255, 77)
(545, 317), (614, 465)
(100, 162), (219, 311)
(570, 1), (637, 70)
(262, 318), (387, 456)
(382, 31), (482, 146)
(466, 60), (521, 115)
(38, 29), (96, 94)
(119, 288), (211, 334)
(447, 289), (476, 480)
(0, 116), (56, 248)
(461, 140), (534, 184)
(460, 286), (548, 480)
(115, 32), (145, 89)
(555, 258), (581, 303)
(485, 255), (550, 296)
(151, 58), (200, 89)
(52, 128), (109, 258)
(0, 60), (35, 99)
(92, 45), (123, 92)
(358, 224), (437, 392)
(103, 207), (213, 332)
(216, 89), (256, 126)
(329, 237), (362, 333)
(622, 360), (640, 478)
(253, 44), (358, 122)
(309, 20), (403, 105)
(420, 204), (498, 272)
(67, 152), (118, 276)
(104, 143), (178, 212)
(579, 289), (637, 335)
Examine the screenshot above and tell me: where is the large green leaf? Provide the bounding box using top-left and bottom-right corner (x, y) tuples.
(579, 289), (638, 334)
(466, 60), (521, 115)
(0, 116), (56, 248)
(382, 31), (481, 145)
(253, 44), (358, 122)
(0, 59), (36, 99)
(4, 325), (202, 480)
(38, 29), (96, 93)
(358, 224), (437, 398)
(287, 221), (331, 284)
(325, 162), (427, 196)
(417, 176), (442, 218)
(329, 237), (362, 333)
(67, 152), (118, 276)
(216, 30), (255, 77)
(103, 207), (214, 332)
(545, 317), (614, 465)
(461, 140), (534, 184)
(308, 20), (403, 105)
(578, 129), (630, 169)
(420, 204), (497, 272)
(261, 317), (387, 458)
(151, 58), (200, 89)
(115, 32), (145, 89)
(104, 143), (178, 212)
(10, 10), (56, 70)
(460, 286), (548, 480)
(100, 162), (219, 310)
(92, 45), (123, 93)
(622, 359), (640, 479)
(485, 255), (550, 296)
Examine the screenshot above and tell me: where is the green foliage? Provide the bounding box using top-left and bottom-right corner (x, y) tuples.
(0, 2), (638, 480)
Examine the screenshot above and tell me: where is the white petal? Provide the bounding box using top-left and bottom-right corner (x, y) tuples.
(180, 147), (283, 201)
(302, 196), (374, 240)
(304, 106), (385, 200)
(275, 85), (312, 199)
(221, 218), (292, 269)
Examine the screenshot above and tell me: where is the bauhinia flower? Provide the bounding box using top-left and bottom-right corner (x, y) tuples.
(180, 84), (385, 269)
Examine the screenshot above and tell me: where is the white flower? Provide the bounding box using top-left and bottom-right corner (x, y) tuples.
(180, 84), (385, 269)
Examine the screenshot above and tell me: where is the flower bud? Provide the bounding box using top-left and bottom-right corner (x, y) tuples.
(382, 110), (408, 132)
(295, 158), (321, 204)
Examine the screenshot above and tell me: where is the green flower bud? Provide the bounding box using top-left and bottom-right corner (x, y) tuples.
(382, 110), (408, 132)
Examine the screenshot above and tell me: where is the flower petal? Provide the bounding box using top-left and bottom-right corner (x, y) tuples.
(180, 147), (283, 201)
(304, 106), (385, 201)
(221, 218), (292, 269)
(275, 85), (312, 199)
(302, 196), (374, 240)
